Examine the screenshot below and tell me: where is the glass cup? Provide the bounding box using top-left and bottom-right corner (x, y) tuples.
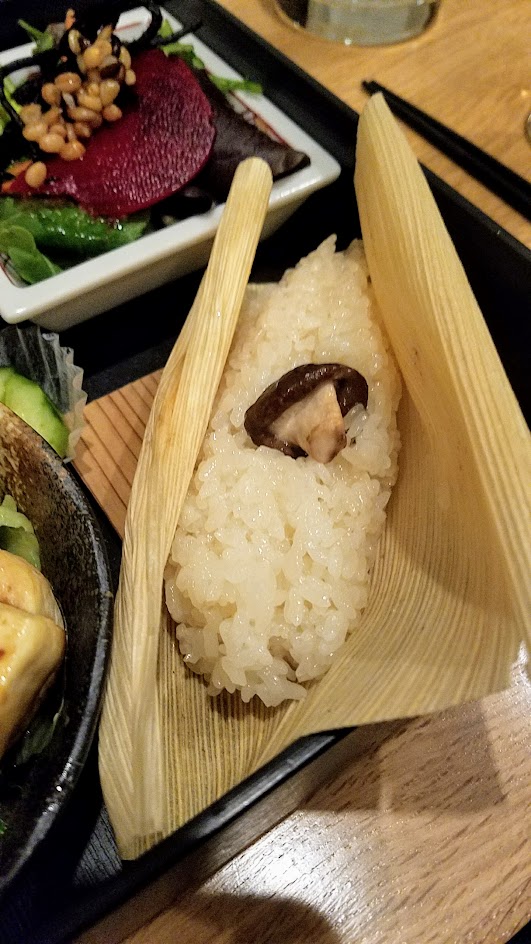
(275, 0), (440, 46)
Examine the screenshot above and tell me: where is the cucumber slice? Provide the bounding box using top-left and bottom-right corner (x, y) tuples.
(2, 373), (69, 458)
(0, 526), (41, 570)
(0, 366), (16, 401)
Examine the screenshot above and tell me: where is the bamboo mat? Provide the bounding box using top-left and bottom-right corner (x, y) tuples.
(74, 372), (162, 539)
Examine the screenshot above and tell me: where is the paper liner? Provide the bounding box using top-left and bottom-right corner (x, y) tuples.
(0, 324), (86, 460)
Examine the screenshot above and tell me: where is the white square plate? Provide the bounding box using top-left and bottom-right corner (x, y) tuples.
(0, 6), (340, 331)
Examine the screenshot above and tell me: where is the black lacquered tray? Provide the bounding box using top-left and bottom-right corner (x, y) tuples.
(0, 2), (529, 941)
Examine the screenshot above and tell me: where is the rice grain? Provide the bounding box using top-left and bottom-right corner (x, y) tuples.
(164, 237), (401, 706)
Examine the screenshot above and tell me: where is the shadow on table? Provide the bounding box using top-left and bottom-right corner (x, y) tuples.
(138, 889), (342, 944)
(305, 701), (505, 815)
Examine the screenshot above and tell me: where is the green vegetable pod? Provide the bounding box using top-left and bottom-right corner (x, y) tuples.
(0, 323), (86, 460)
(0, 198), (149, 284)
(0, 197), (149, 256)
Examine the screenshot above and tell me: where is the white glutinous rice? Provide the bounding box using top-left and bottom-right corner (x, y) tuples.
(164, 237), (401, 706)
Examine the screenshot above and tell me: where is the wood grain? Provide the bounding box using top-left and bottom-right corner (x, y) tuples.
(123, 651), (531, 944)
(73, 1), (531, 941)
(220, 0), (531, 248)
(74, 374), (161, 537)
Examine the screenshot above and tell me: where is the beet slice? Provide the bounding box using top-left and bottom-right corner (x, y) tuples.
(11, 49), (215, 218)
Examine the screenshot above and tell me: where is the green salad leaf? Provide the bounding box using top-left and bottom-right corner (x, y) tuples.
(0, 197), (149, 256)
(0, 21), (51, 141)
(0, 105), (9, 136)
(0, 494), (41, 569)
(0, 493), (34, 533)
(0, 198), (149, 284)
(159, 19), (263, 95)
(208, 75), (263, 95)
(1, 76), (22, 138)
(3, 76), (22, 117)
(0, 222), (60, 283)
(17, 18), (55, 53)
(12, 697), (65, 765)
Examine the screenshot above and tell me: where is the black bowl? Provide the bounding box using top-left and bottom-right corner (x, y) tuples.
(0, 403), (113, 892)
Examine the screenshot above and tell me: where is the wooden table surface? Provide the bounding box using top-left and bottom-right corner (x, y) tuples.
(74, 1), (531, 942)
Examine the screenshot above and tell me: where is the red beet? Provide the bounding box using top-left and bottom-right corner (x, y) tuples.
(11, 49), (216, 217)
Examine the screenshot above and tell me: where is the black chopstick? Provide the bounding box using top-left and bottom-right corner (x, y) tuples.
(362, 79), (531, 222)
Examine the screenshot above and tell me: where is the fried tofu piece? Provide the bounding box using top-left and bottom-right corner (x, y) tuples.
(0, 546), (66, 758)
(0, 602), (65, 757)
(0, 548), (63, 628)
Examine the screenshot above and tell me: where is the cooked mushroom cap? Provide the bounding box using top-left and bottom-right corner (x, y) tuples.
(244, 363), (368, 462)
